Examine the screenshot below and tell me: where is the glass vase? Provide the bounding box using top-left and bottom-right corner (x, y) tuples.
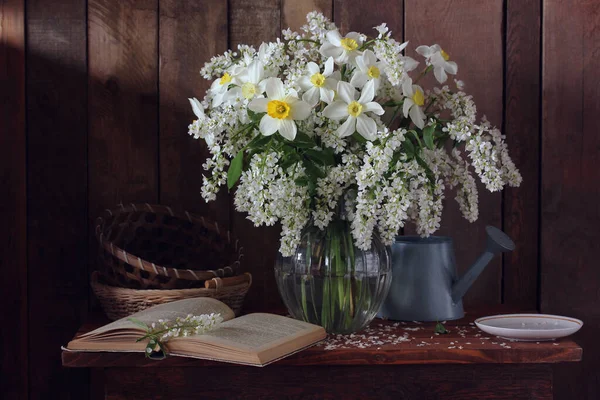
(274, 219), (392, 334)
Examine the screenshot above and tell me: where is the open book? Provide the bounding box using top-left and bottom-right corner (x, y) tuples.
(65, 298), (326, 367)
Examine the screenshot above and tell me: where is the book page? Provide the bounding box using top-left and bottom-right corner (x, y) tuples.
(195, 313), (324, 352)
(80, 298), (235, 339)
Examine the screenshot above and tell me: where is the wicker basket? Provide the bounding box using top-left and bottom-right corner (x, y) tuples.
(91, 271), (252, 320)
(96, 203), (244, 289)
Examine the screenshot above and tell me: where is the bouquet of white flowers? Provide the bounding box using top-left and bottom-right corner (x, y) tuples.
(188, 11), (521, 258)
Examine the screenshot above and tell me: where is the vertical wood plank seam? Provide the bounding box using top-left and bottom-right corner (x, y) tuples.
(226, 0), (234, 236)
(156, 0), (161, 205)
(83, 0), (91, 397)
(500, 0), (507, 304)
(536, 0), (544, 313)
(22, 1), (30, 398)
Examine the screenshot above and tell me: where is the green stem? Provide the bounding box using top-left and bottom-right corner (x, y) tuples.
(135, 322), (200, 342)
(387, 105), (401, 128)
(414, 65), (433, 84)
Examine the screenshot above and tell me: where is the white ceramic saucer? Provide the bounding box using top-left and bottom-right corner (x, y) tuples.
(474, 314), (583, 341)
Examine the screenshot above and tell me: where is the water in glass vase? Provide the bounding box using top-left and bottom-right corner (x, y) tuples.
(275, 220), (392, 334)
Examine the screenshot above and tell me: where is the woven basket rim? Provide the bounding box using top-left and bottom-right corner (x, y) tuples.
(91, 270), (252, 295)
(95, 203), (244, 282)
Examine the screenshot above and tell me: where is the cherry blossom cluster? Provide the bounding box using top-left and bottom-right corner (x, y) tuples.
(186, 12), (521, 255)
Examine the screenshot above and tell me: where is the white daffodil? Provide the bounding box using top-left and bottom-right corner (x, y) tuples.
(350, 50), (384, 90)
(401, 78), (426, 129)
(226, 60), (268, 101)
(209, 69), (238, 107)
(298, 57), (338, 106)
(320, 30), (363, 64)
(248, 78), (311, 140)
(322, 80), (384, 140)
(416, 44), (458, 84)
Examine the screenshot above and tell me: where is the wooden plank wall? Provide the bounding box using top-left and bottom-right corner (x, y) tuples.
(0, 1), (27, 398)
(541, 1), (600, 398)
(0, 0), (598, 398)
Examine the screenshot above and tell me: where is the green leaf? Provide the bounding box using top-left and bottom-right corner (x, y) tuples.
(227, 150), (244, 189)
(415, 154), (436, 185)
(352, 131), (367, 144)
(403, 138), (415, 159)
(288, 131), (317, 148)
(246, 134), (271, 150)
(304, 148), (335, 166)
(280, 153), (301, 170)
(247, 109), (263, 122)
(423, 124), (436, 150)
(288, 140), (315, 149)
(409, 130), (423, 149)
(295, 176), (309, 186)
(435, 322), (449, 334)
(302, 158), (326, 180)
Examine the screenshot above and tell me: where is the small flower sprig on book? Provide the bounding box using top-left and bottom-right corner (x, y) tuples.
(128, 313), (223, 359)
(188, 11), (522, 257)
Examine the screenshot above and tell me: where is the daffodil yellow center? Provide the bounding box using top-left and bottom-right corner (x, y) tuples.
(267, 100), (290, 119)
(412, 88), (425, 107)
(220, 72), (232, 85)
(367, 65), (380, 79)
(310, 73), (326, 87)
(341, 37), (358, 51)
(241, 82), (256, 99)
(440, 49), (450, 61)
(347, 101), (363, 117)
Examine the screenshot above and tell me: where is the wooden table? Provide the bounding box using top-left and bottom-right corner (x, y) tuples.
(62, 310), (582, 399)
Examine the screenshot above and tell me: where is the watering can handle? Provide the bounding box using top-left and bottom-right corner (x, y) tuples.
(451, 226), (515, 303)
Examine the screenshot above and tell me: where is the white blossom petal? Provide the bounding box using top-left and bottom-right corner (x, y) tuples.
(307, 62), (320, 75)
(247, 61), (262, 83)
(323, 57), (334, 76)
(402, 79), (413, 97)
(403, 98), (413, 118)
(320, 87), (335, 104)
(337, 116), (356, 137)
(356, 115), (377, 141)
(302, 87), (320, 107)
(265, 77), (285, 100)
(259, 115), (279, 136)
(278, 119), (297, 140)
(409, 105), (425, 129)
(355, 53), (368, 72)
(324, 77), (338, 91)
(320, 42), (344, 60)
(445, 61), (458, 75)
(323, 101), (349, 120)
(350, 71), (368, 88)
(289, 99), (312, 120)
(188, 98), (204, 119)
(248, 97), (269, 113)
(336, 81), (355, 104)
(416, 45), (433, 57)
(326, 30), (343, 46)
(358, 80), (375, 103)
(345, 32), (362, 44)
(298, 76), (312, 90)
(363, 101), (384, 115)
(434, 67), (448, 83)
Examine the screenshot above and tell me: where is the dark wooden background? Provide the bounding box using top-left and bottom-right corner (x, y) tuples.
(1, 0), (598, 398)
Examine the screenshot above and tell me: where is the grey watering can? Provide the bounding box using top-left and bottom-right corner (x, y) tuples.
(378, 226), (515, 321)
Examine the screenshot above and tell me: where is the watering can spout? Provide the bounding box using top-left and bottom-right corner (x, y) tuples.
(451, 226), (515, 303)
